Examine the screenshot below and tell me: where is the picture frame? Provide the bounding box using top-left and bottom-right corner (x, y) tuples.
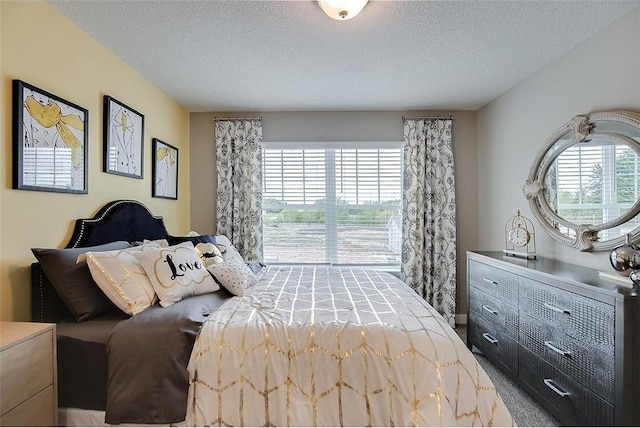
(12, 79), (88, 194)
(152, 138), (178, 200)
(103, 95), (144, 178)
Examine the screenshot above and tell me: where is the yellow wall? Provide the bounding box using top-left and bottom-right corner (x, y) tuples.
(0, 2), (191, 321)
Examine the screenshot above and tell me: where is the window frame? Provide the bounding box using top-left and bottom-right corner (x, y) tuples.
(262, 141), (403, 267)
(554, 143), (640, 240)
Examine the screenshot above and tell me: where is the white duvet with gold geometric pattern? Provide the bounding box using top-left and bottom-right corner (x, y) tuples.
(186, 267), (515, 427)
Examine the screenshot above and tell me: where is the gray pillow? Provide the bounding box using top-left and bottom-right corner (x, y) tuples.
(32, 241), (131, 322)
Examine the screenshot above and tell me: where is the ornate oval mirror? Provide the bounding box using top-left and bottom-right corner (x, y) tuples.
(524, 111), (640, 251)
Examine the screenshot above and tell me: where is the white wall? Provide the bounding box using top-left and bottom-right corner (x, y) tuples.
(477, 7), (640, 271)
(191, 110), (477, 318)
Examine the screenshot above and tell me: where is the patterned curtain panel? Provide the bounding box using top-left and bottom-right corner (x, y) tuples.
(401, 119), (457, 327)
(215, 119), (263, 261)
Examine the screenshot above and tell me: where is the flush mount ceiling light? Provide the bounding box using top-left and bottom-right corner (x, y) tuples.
(318, 0), (368, 20)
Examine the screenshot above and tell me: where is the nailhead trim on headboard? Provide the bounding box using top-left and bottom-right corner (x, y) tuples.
(39, 268), (44, 323)
(68, 199), (165, 248)
(33, 200), (171, 322)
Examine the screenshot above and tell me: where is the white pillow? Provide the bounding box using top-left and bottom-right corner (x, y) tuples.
(214, 235), (245, 263)
(142, 238), (169, 247)
(77, 244), (158, 316)
(207, 255), (257, 296)
(134, 242), (219, 307)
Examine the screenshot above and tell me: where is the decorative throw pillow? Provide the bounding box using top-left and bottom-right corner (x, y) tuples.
(193, 242), (224, 268)
(130, 238), (169, 248)
(179, 233), (244, 263)
(78, 243), (160, 316)
(214, 235), (245, 263)
(32, 241), (131, 322)
(207, 255), (257, 296)
(134, 242), (220, 307)
(167, 235), (224, 268)
(141, 238), (169, 247)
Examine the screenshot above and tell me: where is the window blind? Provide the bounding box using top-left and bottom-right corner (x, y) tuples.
(554, 142), (640, 240)
(262, 143), (403, 266)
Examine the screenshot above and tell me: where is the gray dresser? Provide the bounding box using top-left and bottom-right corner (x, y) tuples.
(467, 251), (640, 426)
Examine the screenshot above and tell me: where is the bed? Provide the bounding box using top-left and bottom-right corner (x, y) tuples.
(31, 200), (514, 426)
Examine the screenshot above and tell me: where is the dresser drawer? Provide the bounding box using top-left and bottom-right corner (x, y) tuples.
(469, 314), (518, 373)
(0, 329), (54, 414)
(469, 286), (518, 340)
(0, 385), (55, 426)
(520, 313), (614, 402)
(468, 260), (518, 302)
(519, 277), (614, 348)
(519, 347), (614, 426)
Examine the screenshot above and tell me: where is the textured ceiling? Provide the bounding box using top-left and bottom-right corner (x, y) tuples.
(50, 1), (640, 112)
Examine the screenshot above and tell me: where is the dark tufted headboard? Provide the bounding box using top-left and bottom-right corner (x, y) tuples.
(31, 200), (171, 322)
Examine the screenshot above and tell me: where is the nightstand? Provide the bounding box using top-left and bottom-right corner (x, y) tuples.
(0, 322), (57, 426)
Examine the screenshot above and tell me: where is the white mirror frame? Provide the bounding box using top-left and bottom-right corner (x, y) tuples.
(523, 111), (640, 251)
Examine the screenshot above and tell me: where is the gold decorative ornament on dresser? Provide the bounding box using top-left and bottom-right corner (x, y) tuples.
(467, 251), (640, 426)
(504, 210), (537, 259)
(0, 322), (57, 426)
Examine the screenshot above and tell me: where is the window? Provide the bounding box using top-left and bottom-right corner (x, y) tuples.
(554, 142), (640, 240)
(262, 143), (403, 267)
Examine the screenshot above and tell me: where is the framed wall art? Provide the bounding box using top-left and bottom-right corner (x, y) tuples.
(152, 138), (178, 200)
(13, 79), (88, 194)
(103, 95), (144, 178)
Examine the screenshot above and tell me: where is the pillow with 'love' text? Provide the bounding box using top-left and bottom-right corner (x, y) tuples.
(133, 241), (219, 307)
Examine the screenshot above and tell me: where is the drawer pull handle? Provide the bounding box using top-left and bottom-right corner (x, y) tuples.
(482, 333), (498, 344)
(482, 305), (499, 315)
(544, 302), (571, 315)
(483, 277), (498, 285)
(544, 341), (572, 358)
(543, 378), (570, 397)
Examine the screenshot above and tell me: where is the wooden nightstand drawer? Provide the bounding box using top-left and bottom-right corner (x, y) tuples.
(0, 322), (57, 426)
(0, 329), (54, 413)
(0, 385), (54, 426)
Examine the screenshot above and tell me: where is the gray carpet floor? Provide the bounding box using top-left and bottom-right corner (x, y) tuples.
(457, 327), (561, 427)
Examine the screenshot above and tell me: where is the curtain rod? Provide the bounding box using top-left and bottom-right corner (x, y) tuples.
(402, 115), (453, 121)
(212, 116), (262, 121)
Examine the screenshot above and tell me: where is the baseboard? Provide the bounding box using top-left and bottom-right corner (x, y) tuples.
(455, 314), (467, 325)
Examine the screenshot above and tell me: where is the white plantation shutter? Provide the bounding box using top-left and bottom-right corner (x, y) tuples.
(262, 143), (402, 266)
(555, 142), (640, 240)
(263, 149), (326, 205)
